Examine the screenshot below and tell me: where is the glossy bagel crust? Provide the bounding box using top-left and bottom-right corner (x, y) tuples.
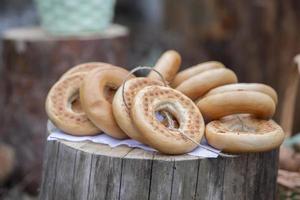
(197, 91), (276, 121)
(112, 78), (164, 143)
(148, 50), (181, 83)
(206, 114), (285, 153)
(46, 73), (100, 135)
(60, 62), (114, 80)
(204, 83), (278, 105)
(131, 85), (205, 154)
(176, 68), (238, 100)
(80, 67), (135, 139)
(171, 61), (225, 87)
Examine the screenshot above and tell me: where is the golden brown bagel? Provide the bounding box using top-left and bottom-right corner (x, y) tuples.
(204, 83), (278, 105)
(176, 68), (238, 100)
(148, 50), (181, 83)
(112, 78), (164, 143)
(131, 85), (205, 154)
(171, 61), (225, 87)
(197, 91), (276, 121)
(80, 67), (134, 139)
(60, 62), (114, 80)
(60, 63), (120, 116)
(205, 114), (285, 153)
(46, 73), (100, 135)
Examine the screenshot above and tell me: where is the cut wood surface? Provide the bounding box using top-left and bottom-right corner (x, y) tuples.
(0, 25), (129, 193)
(40, 140), (279, 200)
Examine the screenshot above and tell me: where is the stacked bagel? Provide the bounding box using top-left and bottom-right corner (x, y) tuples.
(46, 62), (135, 139)
(170, 58), (284, 153)
(46, 50), (284, 155)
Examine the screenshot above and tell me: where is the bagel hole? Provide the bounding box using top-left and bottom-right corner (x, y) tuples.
(104, 85), (117, 103)
(69, 95), (84, 113)
(221, 115), (258, 134)
(72, 98), (83, 113)
(155, 110), (180, 129)
(228, 123), (256, 133)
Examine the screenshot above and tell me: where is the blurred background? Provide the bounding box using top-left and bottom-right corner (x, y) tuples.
(0, 0), (299, 199)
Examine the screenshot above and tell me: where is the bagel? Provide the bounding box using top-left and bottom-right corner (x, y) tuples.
(205, 114), (285, 153)
(61, 63), (127, 120)
(112, 78), (164, 143)
(45, 73), (100, 135)
(176, 68), (238, 100)
(171, 61), (225, 87)
(204, 83), (278, 105)
(148, 50), (181, 83)
(80, 67), (135, 139)
(131, 85), (205, 154)
(60, 62), (114, 80)
(197, 91), (276, 121)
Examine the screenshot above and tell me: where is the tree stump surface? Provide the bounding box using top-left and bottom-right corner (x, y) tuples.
(0, 24), (129, 193)
(40, 139), (279, 200)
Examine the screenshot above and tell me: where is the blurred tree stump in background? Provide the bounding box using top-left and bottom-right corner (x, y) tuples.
(0, 25), (128, 194)
(162, 0), (300, 127)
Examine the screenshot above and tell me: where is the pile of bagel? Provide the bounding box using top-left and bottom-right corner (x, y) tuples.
(46, 50), (285, 155)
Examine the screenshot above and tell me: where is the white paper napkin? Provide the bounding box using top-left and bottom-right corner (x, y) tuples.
(47, 121), (220, 158)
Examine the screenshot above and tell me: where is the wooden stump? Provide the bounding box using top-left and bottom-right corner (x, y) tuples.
(0, 24), (129, 193)
(40, 140), (279, 200)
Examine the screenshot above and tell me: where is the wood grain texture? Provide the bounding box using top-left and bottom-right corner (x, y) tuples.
(39, 141), (59, 200)
(0, 25), (129, 193)
(149, 154), (174, 200)
(120, 148), (153, 200)
(53, 144), (77, 200)
(196, 158), (226, 199)
(40, 140), (279, 200)
(71, 150), (92, 200)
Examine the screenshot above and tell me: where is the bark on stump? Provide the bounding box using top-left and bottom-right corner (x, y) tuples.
(0, 25), (129, 193)
(40, 140), (279, 200)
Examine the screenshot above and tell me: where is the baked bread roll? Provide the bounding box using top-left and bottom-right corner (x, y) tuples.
(203, 83), (278, 105)
(80, 67), (135, 139)
(112, 78), (164, 143)
(205, 114), (285, 153)
(131, 85), (205, 154)
(176, 68), (238, 100)
(171, 61), (225, 87)
(148, 50), (181, 84)
(60, 62), (120, 118)
(46, 73), (100, 135)
(197, 91), (276, 121)
(60, 62), (114, 80)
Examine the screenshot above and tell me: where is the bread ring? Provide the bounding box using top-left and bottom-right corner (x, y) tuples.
(46, 73), (100, 135)
(204, 83), (278, 105)
(60, 63), (121, 114)
(112, 78), (164, 143)
(205, 114), (285, 153)
(197, 91), (276, 121)
(176, 68), (238, 100)
(60, 62), (114, 80)
(131, 85), (205, 154)
(148, 50), (181, 83)
(171, 61), (225, 87)
(80, 67), (135, 139)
